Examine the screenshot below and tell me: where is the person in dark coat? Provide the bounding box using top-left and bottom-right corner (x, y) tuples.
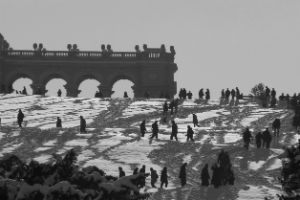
(150, 167), (158, 188)
(211, 163), (221, 188)
(236, 87), (240, 99)
(179, 163), (187, 187)
(57, 89), (62, 97)
(150, 121), (159, 139)
(22, 86), (27, 95)
(192, 114), (199, 127)
(123, 91), (128, 98)
(133, 167), (139, 175)
(231, 89), (236, 100)
(170, 120), (178, 141)
(228, 168), (235, 185)
(293, 114), (300, 133)
(255, 132), (262, 148)
(163, 101), (169, 114)
(118, 167), (125, 178)
(187, 91), (193, 100)
(186, 125), (194, 142)
(201, 164), (210, 186)
(262, 128), (272, 148)
(139, 165), (146, 187)
(271, 88), (276, 99)
(205, 89), (210, 101)
(272, 118), (281, 137)
(225, 88), (231, 102)
(17, 109), (25, 128)
(199, 89), (204, 99)
(140, 120), (147, 137)
(160, 167), (168, 188)
(243, 127), (252, 150)
(80, 116), (87, 133)
(169, 100), (175, 115)
(56, 117), (62, 128)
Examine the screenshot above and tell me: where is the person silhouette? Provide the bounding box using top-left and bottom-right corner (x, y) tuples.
(17, 109), (25, 128)
(56, 117), (62, 128)
(80, 116), (87, 133)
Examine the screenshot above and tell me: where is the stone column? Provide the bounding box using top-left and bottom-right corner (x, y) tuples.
(98, 85), (113, 98)
(31, 82), (47, 95)
(64, 83), (80, 97)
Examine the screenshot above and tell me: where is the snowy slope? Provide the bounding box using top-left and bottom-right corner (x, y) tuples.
(0, 94), (295, 200)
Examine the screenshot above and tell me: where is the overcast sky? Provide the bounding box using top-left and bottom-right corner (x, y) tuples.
(1, 0), (300, 98)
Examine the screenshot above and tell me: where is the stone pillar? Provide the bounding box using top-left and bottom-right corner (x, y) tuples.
(64, 83), (80, 97)
(31, 82), (47, 95)
(98, 85), (113, 98)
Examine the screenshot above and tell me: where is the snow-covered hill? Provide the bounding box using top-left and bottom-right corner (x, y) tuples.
(0, 94), (297, 200)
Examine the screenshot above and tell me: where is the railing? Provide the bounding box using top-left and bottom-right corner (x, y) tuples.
(0, 50), (175, 62)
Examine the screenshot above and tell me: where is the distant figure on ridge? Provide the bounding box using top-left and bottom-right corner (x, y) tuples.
(17, 109), (25, 128)
(199, 89), (204, 99)
(123, 91), (128, 98)
(57, 89), (62, 97)
(22, 86), (27, 95)
(187, 91), (193, 100)
(80, 116), (87, 133)
(205, 89), (210, 101)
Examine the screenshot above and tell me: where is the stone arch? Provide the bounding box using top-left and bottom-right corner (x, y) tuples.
(6, 72), (33, 87)
(74, 74), (102, 89)
(109, 74), (137, 98)
(75, 74), (102, 97)
(40, 73), (69, 87)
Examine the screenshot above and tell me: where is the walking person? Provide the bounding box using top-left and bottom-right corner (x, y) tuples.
(262, 128), (272, 148)
(118, 167), (125, 178)
(201, 164), (210, 186)
(160, 167), (168, 188)
(150, 121), (159, 140)
(272, 118), (281, 137)
(255, 132), (262, 148)
(170, 120), (178, 141)
(140, 120), (147, 137)
(243, 127), (252, 150)
(56, 117), (62, 128)
(199, 89), (204, 100)
(179, 163), (187, 187)
(80, 116), (87, 133)
(186, 125), (194, 142)
(17, 109), (25, 128)
(205, 89), (210, 102)
(192, 114), (199, 127)
(150, 168), (158, 188)
(57, 89), (62, 97)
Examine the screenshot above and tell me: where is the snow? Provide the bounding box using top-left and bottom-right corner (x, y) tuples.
(238, 185), (281, 200)
(0, 131), (6, 141)
(121, 99), (164, 118)
(0, 95), (109, 129)
(266, 158), (282, 171)
(248, 160), (265, 171)
(33, 154), (52, 163)
(65, 139), (89, 147)
(0, 142), (23, 156)
(182, 154), (192, 164)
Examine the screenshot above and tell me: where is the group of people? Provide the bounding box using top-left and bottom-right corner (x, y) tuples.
(140, 119), (196, 142)
(198, 88), (210, 101)
(243, 118), (281, 150)
(220, 87), (243, 106)
(117, 149), (235, 189)
(16, 109), (88, 133)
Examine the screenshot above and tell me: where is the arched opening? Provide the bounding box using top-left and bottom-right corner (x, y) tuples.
(78, 79), (101, 98)
(45, 78), (67, 97)
(111, 79), (135, 98)
(12, 78), (33, 95)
